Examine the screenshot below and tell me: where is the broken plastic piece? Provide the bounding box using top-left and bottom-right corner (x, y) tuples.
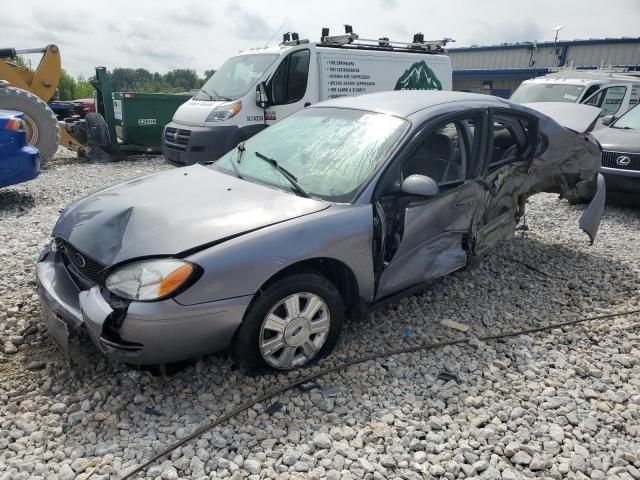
(440, 319), (470, 332)
(144, 407), (161, 416)
(437, 371), (460, 384)
(298, 381), (320, 392)
(322, 386), (338, 398)
(403, 327), (414, 337)
(265, 401), (283, 415)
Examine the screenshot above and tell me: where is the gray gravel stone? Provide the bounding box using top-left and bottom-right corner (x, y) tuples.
(313, 432), (332, 450)
(243, 459), (261, 475)
(530, 453), (549, 470)
(512, 450), (533, 465)
(58, 465), (75, 480)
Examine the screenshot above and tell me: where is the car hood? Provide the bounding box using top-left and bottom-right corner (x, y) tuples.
(591, 126), (640, 152)
(53, 165), (329, 266)
(523, 102), (602, 133)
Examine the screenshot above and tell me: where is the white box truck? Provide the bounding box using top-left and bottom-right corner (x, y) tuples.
(163, 28), (453, 165)
(510, 69), (640, 128)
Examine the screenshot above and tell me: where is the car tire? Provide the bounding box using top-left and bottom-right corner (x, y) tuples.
(0, 86), (60, 165)
(232, 273), (344, 372)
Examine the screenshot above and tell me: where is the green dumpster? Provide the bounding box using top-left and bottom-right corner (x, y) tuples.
(112, 92), (192, 151)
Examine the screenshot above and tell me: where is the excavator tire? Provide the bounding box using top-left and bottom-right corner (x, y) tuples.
(0, 86), (60, 165)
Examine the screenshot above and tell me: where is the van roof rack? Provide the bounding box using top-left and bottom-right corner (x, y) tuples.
(318, 25), (453, 54)
(280, 32), (310, 47)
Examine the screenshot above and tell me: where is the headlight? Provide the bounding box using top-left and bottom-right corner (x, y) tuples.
(105, 259), (197, 301)
(205, 100), (242, 122)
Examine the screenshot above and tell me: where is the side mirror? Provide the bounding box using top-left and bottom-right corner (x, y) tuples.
(601, 115), (615, 126)
(400, 174), (439, 197)
(256, 82), (270, 109)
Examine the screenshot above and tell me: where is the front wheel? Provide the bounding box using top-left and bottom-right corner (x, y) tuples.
(232, 273), (344, 372)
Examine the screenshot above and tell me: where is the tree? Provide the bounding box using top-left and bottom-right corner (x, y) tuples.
(74, 75), (95, 99)
(57, 69), (77, 100)
(197, 69), (216, 88)
(164, 69), (199, 91)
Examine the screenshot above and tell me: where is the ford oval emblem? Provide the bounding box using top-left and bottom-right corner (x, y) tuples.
(74, 253), (86, 268)
(616, 155), (631, 166)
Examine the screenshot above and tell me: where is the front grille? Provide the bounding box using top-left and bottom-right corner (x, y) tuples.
(58, 239), (107, 285)
(164, 127), (191, 151)
(601, 150), (640, 171)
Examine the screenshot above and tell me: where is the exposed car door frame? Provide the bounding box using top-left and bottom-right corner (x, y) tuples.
(370, 108), (490, 300)
(470, 107), (539, 255)
(480, 107), (539, 174)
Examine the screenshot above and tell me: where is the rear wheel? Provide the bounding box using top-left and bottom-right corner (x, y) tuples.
(232, 273), (344, 372)
(0, 86), (59, 165)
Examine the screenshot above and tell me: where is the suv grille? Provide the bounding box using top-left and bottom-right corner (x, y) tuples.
(58, 239), (107, 285)
(602, 150), (640, 171)
(164, 127), (191, 151)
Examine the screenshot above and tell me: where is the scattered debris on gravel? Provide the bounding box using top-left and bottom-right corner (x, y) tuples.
(0, 150), (638, 480)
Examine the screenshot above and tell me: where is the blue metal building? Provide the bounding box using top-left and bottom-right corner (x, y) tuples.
(447, 37), (640, 98)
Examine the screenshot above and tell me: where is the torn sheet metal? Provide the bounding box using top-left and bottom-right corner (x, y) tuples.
(579, 173), (606, 245)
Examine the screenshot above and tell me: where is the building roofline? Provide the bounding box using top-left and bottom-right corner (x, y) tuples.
(448, 37), (640, 53)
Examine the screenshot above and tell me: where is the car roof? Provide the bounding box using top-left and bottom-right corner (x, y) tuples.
(312, 90), (509, 118)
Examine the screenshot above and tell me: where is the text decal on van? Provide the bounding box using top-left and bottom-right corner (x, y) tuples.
(395, 61), (443, 91)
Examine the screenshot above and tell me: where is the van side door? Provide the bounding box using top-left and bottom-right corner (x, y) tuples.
(264, 49), (314, 125)
(581, 84), (630, 123)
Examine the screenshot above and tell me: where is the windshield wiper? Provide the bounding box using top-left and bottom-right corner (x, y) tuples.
(229, 143), (244, 178)
(199, 87), (231, 102)
(198, 88), (214, 100)
(253, 151), (310, 198)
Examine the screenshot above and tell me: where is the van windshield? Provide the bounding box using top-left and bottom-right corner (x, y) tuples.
(211, 108), (408, 202)
(510, 83), (585, 103)
(194, 54), (279, 101)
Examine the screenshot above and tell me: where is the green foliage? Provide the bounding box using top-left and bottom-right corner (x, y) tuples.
(52, 68), (213, 99)
(107, 67), (212, 93)
(57, 70), (77, 100)
(74, 76), (95, 99)
(12, 55), (29, 68)
(54, 70), (95, 100)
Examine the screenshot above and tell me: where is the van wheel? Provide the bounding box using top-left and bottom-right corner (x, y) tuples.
(232, 273), (344, 372)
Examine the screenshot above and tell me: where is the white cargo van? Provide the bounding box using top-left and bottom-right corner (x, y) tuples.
(163, 28), (453, 165)
(510, 70), (640, 128)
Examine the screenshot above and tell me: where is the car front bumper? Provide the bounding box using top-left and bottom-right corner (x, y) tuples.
(35, 245), (252, 365)
(161, 122), (246, 166)
(601, 167), (640, 195)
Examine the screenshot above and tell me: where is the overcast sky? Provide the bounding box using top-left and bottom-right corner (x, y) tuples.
(4, 0), (639, 77)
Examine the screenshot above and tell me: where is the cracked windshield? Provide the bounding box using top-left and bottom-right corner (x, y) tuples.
(212, 108), (407, 201)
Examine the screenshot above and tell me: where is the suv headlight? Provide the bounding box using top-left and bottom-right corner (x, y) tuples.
(105, 259), (198, 301)
(206, 100), (242, 122)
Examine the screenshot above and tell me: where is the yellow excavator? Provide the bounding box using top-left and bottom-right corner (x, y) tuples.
(0, 44), (88, 164)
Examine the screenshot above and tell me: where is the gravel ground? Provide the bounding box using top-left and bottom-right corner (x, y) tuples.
(0, 150), (639, 480)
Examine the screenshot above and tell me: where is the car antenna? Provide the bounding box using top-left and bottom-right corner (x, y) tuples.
(264, 21), (286, 48)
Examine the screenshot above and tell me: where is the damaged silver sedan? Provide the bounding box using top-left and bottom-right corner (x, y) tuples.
(36, 91), (605, 371)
